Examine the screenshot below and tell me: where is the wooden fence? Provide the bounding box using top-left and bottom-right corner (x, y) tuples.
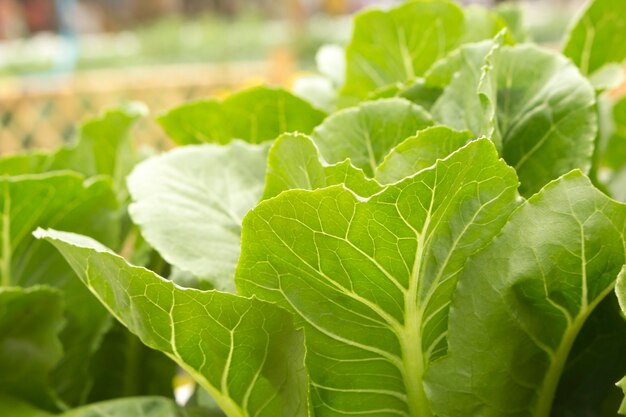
(0, 53), (295, 154)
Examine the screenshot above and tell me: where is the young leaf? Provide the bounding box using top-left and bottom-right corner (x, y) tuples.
(263, 133), (382, 200)
(310, 98), (432, 176)
(0, 173), (120, 405)
(158, 87), (326, 145)
(425, 172), (626, 417)
(127, 141), (269, 292)
(430, 39), (502, 149)
(342, 0), (464, 98)
(461, 5), (511, 44)
(236, 139), (520, 416)
(433, 43), (597, 196)
(0, 286), (64, 411)
(36, 229), (309, 417)
(376, 126), (473, 184)
(563, 0), (626, 78)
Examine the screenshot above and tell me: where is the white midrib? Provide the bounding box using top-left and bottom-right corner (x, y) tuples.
(400, 200), (434, 417)
(169, 293), (247, 417)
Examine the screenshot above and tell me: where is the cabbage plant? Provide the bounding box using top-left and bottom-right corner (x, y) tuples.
(7, 0), (626, 416)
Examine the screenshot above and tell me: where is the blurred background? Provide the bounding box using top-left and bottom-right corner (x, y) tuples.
(0, 0), (586, 153)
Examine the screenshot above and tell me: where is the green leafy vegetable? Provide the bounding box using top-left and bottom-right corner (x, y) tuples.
(0, 173), (120, 406)
(426, 171), (626, 417)
(0, 103), (145, 200)
(310, 98), (432, 176)
(16, 0), (626, 415)
(158, 87), (326, 145)
(263, 133), (382, 200)
(60, 397), (185, 417)
(236, 139), (520, 416)
(127, 141), (269, 292)
(433, 42), (597, 195)
(563, 0), (626, 78)
(0, 286), (63, 411)
(376, 126), (473, 184)
(36, 228), (309, 417)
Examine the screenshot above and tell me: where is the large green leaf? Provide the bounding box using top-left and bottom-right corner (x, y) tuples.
(310, 98), (432, 177)
(236, 139), (520, 416)
(158, 87), (326, 146)
(433, 43), (597, 196)
(375, 126), (473, 184)
(263, 133), (382, 200)
(341, 1), (464, 99)
(0, 173), (120, 405)
(0, 103), (145, 200)
(127, 141), (269, 292)
(563, 0), (626, 78)
(426, 171), (626, 417)
(36, 229), (309, 417)
(0, 286), (64, 411)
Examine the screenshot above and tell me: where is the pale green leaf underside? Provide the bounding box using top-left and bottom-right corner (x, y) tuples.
(236, 139), (520, 417)
(158, 86), (326, 146)
(433, 42), (596, 196)
(311, 98), (433, 177)
(263, 133), (382, 200)
(376, 126), (473, 184)
(0, 395), (185, 417)
(563, 0), (626, 76)
(36, 229), (309, 417)
(0, 286), (64, 411)
(128, 141), (269, 292)
(61, 397), (185, 417)
(0, 173), (120, 405)
(341, 0), (464, 98)
(426, 172), (626, 417)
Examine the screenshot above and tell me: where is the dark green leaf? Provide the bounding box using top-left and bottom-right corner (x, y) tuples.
(426, 171), (626, 417)
(0, 173), (120, 406)
(0, 286), (63, 411)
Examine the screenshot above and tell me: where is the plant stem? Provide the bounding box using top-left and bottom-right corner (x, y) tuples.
(1, 183), (11, 288)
